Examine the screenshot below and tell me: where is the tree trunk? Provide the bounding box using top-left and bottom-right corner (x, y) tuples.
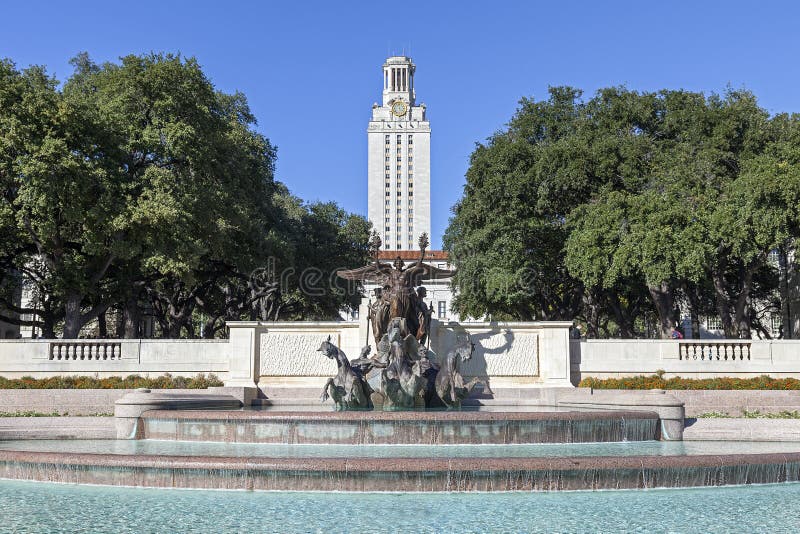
(711, 263), (735, 338)
(124, 297), (141, 338)
(97, 311), (107, 338)
(684, 284), (701, 339)
(648, 282), (674, 339)
(733, 264), (754, 339)
(781, 242), (799, 339)
(62, 294), (83, 339)
(581, 293), (601, 339)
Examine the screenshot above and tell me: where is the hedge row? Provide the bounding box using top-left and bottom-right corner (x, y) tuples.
(0, 374), (224, 390)
(578, 374), (800, 390)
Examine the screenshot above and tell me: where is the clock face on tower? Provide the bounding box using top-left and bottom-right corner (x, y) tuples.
(391, 101), (408, 117)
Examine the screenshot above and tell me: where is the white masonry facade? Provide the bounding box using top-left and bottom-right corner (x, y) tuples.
(367, 56), (431, 251)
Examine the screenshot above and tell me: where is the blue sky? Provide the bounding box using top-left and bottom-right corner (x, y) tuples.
(2, 1), (800, 247)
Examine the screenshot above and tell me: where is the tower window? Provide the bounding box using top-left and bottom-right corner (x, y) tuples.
(396, 157), (402, 162)
(408, 135), (413, 144)
(385, 148), (390, 155)
(385, 217), (390, 223)
(385, 173), (390, 179)
(396, 244), (401, 250)
(385, 191), (390, 197)
(397, 200), (402, 206)
(385, 209), (390, 215)
(408, 157), (413, 162)
(396, 135), (401, 142)
(385, 200), (390, 206)
(408, 200), (413, 207)
(385, 157), (390, 163)
(396, 165), (401, 171)
(385, 135), (390, 142)
(397, 217), (401, 222)
(385, 165), (390, 171)
(385, 226), (390, 232)
(408, 191), (413, 197)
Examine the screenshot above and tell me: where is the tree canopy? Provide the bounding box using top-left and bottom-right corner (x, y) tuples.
(445, 86), (800, 338)
(0, 53), (370, 338)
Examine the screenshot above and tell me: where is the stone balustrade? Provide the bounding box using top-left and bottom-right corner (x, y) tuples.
(1, 325), (800, 385)
(49, 341), (122, 361)
(678, 341), (751, 362)
(572, 338), (800, 382)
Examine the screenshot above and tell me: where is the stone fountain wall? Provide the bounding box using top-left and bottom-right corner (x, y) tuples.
(226, 320), (574, 390)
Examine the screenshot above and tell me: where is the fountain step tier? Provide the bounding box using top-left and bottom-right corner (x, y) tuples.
(139, 410), (660, 445)
(1, 449), (800, 492)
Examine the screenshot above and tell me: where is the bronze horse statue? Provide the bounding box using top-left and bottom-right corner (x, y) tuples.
(318, 336), (370, 411)
(435, 335), (493, 410)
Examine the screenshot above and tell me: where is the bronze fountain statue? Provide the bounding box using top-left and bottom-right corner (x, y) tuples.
(314, 232), (488, 410)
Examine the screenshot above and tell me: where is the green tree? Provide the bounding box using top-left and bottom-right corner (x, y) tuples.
(447, 85), (800, 338)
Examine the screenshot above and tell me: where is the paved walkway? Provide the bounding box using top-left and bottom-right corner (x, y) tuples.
(0, 417), (114, 440)
(684, 418), (800, 441)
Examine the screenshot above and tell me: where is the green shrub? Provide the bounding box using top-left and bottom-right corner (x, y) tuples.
(0, 374), (223, 389)
(579, 374), (800, 390)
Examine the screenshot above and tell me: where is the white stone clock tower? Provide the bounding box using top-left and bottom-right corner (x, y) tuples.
(367, 56), (431, 250)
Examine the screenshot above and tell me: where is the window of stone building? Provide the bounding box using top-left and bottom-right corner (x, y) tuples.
(438, 301), (447, 319)
(771, 315), (782, 333)
(706, 316), (722, 331)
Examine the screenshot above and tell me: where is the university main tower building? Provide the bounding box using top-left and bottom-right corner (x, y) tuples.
(358, 55), (457, 322)
(367, 56), (431, 251)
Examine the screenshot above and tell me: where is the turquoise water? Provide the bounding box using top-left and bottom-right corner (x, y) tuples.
(1, 439), (799, 458)
(0, 479), (799, 533)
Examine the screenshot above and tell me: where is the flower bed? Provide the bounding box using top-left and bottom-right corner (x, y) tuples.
(578, 374), (800, 390)
(0, 374), (223, 389)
